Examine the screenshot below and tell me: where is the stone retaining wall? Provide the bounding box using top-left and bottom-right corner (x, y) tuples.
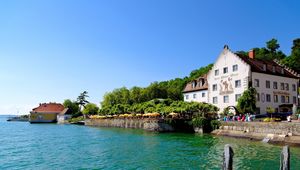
(212, 121), (300, 145)
(85, 118), (175, 132)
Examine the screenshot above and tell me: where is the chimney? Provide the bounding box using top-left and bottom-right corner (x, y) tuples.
(249, 49), (255, 59)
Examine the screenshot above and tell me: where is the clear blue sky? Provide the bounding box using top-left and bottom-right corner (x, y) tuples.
(1, 0), (300, 114)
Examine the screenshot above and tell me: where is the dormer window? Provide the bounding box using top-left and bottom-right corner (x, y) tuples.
(263, 64), (266, 71)
(192, 81), (197, 88)
(272, 66), (276, 73)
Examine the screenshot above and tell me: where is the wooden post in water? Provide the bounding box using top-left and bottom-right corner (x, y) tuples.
(223, 144), (234, 170)
(280, 145), (290, 170)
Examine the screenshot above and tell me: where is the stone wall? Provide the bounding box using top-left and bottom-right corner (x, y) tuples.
(85, 118), (175, 132)
(212, 121), (300, 145)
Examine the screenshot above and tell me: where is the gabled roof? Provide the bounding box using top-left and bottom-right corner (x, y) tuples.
(236, 53), (299, 79)
(31, 103), (65, 113)
(183, 74), (208, 93)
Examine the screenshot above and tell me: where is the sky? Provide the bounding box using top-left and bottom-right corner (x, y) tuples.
(0, 0), (300, 115)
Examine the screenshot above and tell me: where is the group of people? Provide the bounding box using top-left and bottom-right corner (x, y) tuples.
(223, 113), (254, 122)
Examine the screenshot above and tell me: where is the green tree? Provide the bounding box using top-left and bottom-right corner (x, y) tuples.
(77, 91), (89, 118)
(82, 103), (99, 116)
(282, 38), (300, 73)
(63, 99), (80, 116)
(237, 87), (257, 114)
(266, 38), (280, 53)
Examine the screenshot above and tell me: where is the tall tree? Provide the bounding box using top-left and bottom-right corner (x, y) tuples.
(77, 91), (89, 110)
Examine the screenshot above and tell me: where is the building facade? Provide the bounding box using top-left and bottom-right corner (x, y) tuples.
(184, 46), (300, 114)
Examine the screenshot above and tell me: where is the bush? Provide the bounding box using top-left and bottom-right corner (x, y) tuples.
(210, 120), (221, 130)
(192, 116), (208, 128)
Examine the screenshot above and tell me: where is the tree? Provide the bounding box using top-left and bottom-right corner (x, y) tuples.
(282, 38), (300, 73)
(82, 103), (99, 116)
(63, 99), (80, 116)
(237, 87), (257, 114)
(266, 38), (280, 53)
(77, 91), (89, 110)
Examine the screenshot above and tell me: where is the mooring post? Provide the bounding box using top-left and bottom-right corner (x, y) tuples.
(280, 145), (290, 170)
(223, 144), (234, 170)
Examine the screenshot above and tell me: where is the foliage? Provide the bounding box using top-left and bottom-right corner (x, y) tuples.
(266, 106), (275, 114)
(82, 103), (99, 115)
(98, 99), (218, 118)
(77, 91), (89, 110)
(210, 120), (221, 130)
(68, 116), (84, 123)
(63, 99), (80, 115)
(282, 38), (300, 73)
(192, 116), (208, 128)
(263, 117), (281, 122)
(237, 87), (257, 114)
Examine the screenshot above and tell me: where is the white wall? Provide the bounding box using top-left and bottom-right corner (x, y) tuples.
(207, 48), (251, 112)
(252, 72), (299, 114)
(183, 90), (208, 103)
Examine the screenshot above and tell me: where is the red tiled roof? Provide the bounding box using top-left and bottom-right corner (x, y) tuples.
(236, 54), (299, 79)
(31, 103), (65, 113)
(183, 74), (208, 93)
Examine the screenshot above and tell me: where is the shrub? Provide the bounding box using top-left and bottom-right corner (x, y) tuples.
(210, 120), (221, 130)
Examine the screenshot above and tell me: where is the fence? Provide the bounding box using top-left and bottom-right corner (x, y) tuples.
(223, 144), (290, 170)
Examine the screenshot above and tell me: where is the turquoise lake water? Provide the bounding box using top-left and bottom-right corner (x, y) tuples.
(1, 116), (300, 170)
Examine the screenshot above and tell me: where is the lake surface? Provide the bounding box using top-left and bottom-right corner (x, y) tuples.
(1, 116), (300, 170)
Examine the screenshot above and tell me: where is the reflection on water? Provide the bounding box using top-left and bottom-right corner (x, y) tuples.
(0, 117), (300, 169)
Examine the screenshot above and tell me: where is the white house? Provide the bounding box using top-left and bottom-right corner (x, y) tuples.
(184, 45), (300, 114)
(183, 75), (208, 103)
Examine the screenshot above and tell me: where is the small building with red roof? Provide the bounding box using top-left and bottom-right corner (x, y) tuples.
(29, 102), (68, 123)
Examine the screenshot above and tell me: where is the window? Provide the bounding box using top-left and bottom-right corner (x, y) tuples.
(285, 83), (289, 91)
(273, 82), (278, 89)
(256, 93), (260, 101)
(212, 84), (217, 91)
(281, 96), (285, 103)
(281, 68), (284, 74)
(266, 94), (271, 102)
(286, 96), (290, 103)
(254, 79), (259, 87)
(235, 80), (241, 88)
(193, 94), (197, 99)
(235, 94), (241, 102)
(202, 93), (205, 97)
(263, 64), (266, 71)
(280, 83), (285, 90)
(215, 69), (219, 76)
(192, 81), (197, 88)
(223, 95), (229, 103)
(223, 67), (228, 74)
(213, 97), (218, 104)
(274, 95), (278, 103)
(293, 96), (297, 104)
(233, 64), (238, 72)
(266, 81), (270, 88)
(292, 84), (296, 91)
(185, 95), (189, 100)
(272, 66), (276, 73)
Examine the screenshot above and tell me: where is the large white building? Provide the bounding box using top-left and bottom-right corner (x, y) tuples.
(183, 45), (300, 114)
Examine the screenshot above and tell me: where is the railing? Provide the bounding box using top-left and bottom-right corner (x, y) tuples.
(223, 145), (290, 170)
